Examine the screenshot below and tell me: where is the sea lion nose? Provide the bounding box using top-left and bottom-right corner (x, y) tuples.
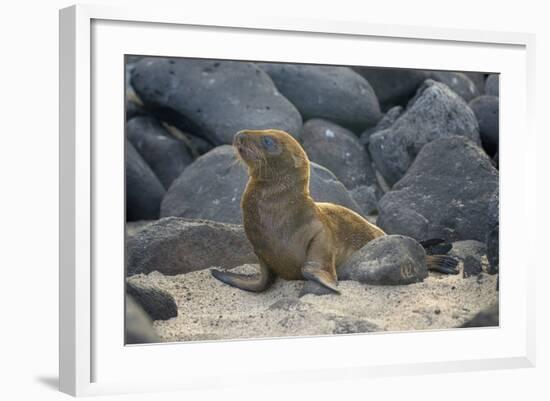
(234, 130), (249, 146)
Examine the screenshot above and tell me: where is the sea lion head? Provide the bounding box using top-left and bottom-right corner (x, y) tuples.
(233, 129), (309, 180)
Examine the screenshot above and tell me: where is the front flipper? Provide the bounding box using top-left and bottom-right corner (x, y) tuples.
(302, 262), (340, 294)
(301, 231), (341, 295)
(211, 261), (275, 292)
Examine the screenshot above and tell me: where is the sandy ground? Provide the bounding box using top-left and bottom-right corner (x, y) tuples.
(128, 262), (498, 343)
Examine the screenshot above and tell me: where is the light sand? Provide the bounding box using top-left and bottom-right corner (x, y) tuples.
(128, 262), (498, 343)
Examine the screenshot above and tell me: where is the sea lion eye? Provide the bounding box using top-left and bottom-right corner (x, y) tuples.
(260, 136), (277, 152)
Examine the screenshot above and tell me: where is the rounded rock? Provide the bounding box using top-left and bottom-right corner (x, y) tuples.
(127, 116), (193, 188)
(339, 235), (428, 285)
(131, 58), (302, 145)
(126, 217), (257, 276)
(352, 67), (429, 111)
(160, 145), (364, 224)
(300, 119), (379, 190)
(258, 63), (381, 132)
(125, 140), (165, 221)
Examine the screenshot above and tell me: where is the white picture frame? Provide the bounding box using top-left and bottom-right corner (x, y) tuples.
(59, 3), (536, 397)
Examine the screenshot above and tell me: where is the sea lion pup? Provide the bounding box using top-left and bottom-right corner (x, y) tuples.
(211, 129), (458, 294)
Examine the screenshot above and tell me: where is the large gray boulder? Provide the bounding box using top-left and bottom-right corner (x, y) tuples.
(258, 63), (381, 132)
(125, 140), (165, 221)
(127, 116), (193, 189)
(160, 146), (246, 224)
(131, 58), (302, 145)
(377, 136), (499, 242)
(352, 67), (429, 111)
(160, 145), (364, 224)
(300, 119), (379, 190)
(126, 217), (257, 276)
(339, 235), (428, 285)
(369, 79), (480, 186)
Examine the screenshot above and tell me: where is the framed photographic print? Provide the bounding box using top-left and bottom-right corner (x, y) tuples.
(59, 3), (536, 397)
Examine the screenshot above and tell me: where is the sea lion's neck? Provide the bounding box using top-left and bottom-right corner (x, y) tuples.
(248, 170), (309, 197)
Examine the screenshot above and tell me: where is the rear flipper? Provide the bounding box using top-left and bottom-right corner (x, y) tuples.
(426, 255), (459, 275)
(211, 262), (275, 292)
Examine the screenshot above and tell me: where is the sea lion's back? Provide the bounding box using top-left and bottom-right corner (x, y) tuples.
(315, 202), (385, 265)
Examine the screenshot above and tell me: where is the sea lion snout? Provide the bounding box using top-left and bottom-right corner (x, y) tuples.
(233, 130), (258, 162)
(233, 130), (248, 146)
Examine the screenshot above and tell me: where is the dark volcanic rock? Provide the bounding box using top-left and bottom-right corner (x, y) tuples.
(462, 255), (483, 277)
(126, 140), (165, 221)
(463, 72), (487, 95)
(126, 220), (154, 238)
(161, 123), (214, 157)
(125, 61), (139, 102)
(126, 99), (147, 120)
(349, 185), (379, 215)
(258, 63), (381, 132)
(485, 74), (499, 97)
(126, 217), (257, 276)
(460, 302), (499, 327)
(469, 95), (499, 156)
(487, 189), (499, 230)
(309, 164), (365, 215)
(300, 119), (379, 189)
(449, 240), (487, 278)
(126, 281), (178, 320)
(369, 80), (480, 186)
(360, 105), (403, 145)
(127, 116), (193, 189)
(160, 145), (364, 224)
(429, 71), (480, 102)
(352, 67), (429, 111)
(131, 58), (302, 145)
(377, 136), (499, 242)
(125, 295), (160, 344)
(126, 60), (147, 119)
(486, 225), (499, 275)
(339, 235), (428, 285)
(486, 189), (499, 274)
(160, 146), (247, 224)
